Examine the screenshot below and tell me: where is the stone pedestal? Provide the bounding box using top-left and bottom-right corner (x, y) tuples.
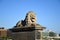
(9, 26), (45, 40)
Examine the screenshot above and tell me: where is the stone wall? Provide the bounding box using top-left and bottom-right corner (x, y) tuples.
(12, 31), (35, 40)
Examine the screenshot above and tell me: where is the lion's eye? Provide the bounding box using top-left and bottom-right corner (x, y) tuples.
(32, 18), (35, 19)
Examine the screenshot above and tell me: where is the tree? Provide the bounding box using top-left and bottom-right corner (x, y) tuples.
(49, 31), (56, 37)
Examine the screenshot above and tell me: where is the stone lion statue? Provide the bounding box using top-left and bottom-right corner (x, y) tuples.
(15, 11), (36, 27)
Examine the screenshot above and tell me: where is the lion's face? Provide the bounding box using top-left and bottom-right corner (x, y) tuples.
(30, 14), (36, 23)
(25, 11), (36, 24)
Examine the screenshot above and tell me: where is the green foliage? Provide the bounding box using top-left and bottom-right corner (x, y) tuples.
(42, 32), (49, 36)
(0, 36), (12, 39)
(54, 38), (60, 40)
(49, 31), (56, 37)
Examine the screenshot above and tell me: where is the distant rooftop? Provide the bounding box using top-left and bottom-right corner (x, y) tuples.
(0, 27), (4, 29)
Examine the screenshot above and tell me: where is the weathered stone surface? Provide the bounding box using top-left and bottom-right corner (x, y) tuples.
(25, 11), (36, 25)
(12, 31), (35, 40)
(14, 11), (37, 28)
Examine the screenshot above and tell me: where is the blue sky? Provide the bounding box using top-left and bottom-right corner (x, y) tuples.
(0, 0), (60, 33)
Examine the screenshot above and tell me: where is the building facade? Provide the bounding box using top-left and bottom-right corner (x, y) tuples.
(0, 27), (7, 38)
